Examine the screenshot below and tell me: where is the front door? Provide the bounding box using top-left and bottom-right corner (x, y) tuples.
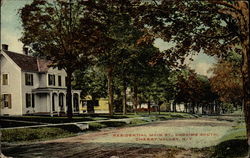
(73, 93), (79, 112)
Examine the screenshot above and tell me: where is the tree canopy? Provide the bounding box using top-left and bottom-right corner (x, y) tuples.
(19, 0), (107, 118)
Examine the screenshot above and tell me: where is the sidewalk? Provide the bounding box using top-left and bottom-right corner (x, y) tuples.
(0, 117), (147, 130)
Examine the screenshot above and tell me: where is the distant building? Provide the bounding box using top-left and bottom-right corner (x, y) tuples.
(80, 95), (109, 113)
(0, 44), (81, 116)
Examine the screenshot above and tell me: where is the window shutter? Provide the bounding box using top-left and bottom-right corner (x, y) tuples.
(25, 74), (28, 85)
(8, 94), (12, 109)
(31, 75), (34, 85)
(1, 95), (4, 109)
(32, 94), (35, 108)
(26, 94), (28, 108)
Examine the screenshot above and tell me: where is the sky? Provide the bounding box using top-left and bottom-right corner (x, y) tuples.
(1, 0), (216, 77)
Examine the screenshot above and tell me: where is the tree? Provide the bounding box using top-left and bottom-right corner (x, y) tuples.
(210, 52), (243, 109)
(73, 66), (107, 113)
(139, 0), (249, 145)
(84, 0), (144, 116)
(175, 69), (200, 113)
(19, 0), (105, 118)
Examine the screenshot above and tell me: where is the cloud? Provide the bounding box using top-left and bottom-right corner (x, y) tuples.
(184, 52), (216, 77)
(153, 38), (175, 51)
(1, 27), (23, 52)
(192, 62), (213, 77)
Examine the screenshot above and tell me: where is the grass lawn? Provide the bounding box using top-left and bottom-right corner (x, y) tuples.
(0, 120), (41, 128)
(1, 125), (82, 142)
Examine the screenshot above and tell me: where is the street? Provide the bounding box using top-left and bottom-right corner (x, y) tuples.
(2, 116), (239, 158)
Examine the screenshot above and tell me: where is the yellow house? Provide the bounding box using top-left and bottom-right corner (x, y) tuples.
(80, 95), (109, 113)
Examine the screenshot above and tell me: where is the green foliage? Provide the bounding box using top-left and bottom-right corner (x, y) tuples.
(220, 103), (234, 113)
(74, 66), (107, 99)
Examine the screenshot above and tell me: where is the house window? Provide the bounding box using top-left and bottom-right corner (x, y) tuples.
(58, 76), (62, 86)
(25, 73), (33, 86)
(48, 74), (55, 86)
(2, 74), (8, 85)
(26, 93), (32, 108)
(2, 94), (11, 108)
(59, 93), (64, 107)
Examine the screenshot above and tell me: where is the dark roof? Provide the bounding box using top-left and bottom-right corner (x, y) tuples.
(3, 50), (51, 72)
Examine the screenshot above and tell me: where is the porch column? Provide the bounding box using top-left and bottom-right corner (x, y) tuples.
(49, 92), (53, 116)
(64, 92), (67, 113)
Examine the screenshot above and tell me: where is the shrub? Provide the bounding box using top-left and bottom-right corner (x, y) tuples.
(129, 119), (148, 125)
(100, 121), (127, 127)
(88, 122), (107, 130)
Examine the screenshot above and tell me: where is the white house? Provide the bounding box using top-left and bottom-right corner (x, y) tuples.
(0, 44), (81, 116)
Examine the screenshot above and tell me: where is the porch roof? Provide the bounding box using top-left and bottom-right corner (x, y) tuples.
(32, 87), (81, 94)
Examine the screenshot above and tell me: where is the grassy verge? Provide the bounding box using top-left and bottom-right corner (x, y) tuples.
(1, 125), (82, 143)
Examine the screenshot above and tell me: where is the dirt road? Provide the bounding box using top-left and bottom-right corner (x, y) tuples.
(2, 116), (238, 158)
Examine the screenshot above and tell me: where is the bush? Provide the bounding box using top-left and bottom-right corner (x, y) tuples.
(129, 119), (148, 125)
(100, 121), (127, 127)
(88, 122), (107, 130)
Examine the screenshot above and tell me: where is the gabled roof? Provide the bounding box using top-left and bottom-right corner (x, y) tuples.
(2, 50), (51, 72)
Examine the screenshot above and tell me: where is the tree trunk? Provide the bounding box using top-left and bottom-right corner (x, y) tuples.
(148, 100), (151, 115)
(192, 102), (195, 114)
(107, 66), (114, 116)
(158, 104), (160, 115)
(184, 103), (187, 113)
(132, 83), (138, 114)
(174, 103), (177, 112)
(201, 104), (204, 115)
(122, 79), (127, 115)
(196, 103), (198, 114)
(241, 39), (250, 146)
(66, 70), (73, 119)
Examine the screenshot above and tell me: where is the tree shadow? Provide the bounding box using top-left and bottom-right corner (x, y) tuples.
(211, 139), (248, 158)
(2, 142), (181, 158)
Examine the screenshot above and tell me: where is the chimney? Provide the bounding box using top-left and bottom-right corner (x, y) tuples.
(2, 44), (8, 51)
(23, 47), (29, 55)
